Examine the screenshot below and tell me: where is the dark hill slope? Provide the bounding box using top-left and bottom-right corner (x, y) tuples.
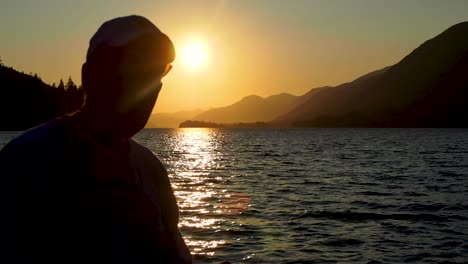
(278, 22), (468, 127)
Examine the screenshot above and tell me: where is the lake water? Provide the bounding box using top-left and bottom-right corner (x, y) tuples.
(1, 128), (468, 263)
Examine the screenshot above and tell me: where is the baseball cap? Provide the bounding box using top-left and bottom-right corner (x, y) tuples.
(86, 15), (175, 66)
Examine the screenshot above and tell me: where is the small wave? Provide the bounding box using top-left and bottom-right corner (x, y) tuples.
(302, 180), (321, 185)
(214, 229), (257, 236)
(358, 191), (393, 196)
(320, 238), (365, 247)
(367, 260), (384, 264)
(254, 152), (280, 157)
(432, 240), (463, 249)
(437, 252), (463, 259)
(292, 226), (309, 232)
(439, 171), (465, 177)
(399, 203), (468, 212)
(380, 222), (419, 235)
(350, 200), (392, 210)
(404, 252), (432, 262)
(338, 155), (357, 160)
(400, 203), (448, 212)
(444, 204), (468, 211)
(297, 210), (466, 222)
(403, 191), (429, 197)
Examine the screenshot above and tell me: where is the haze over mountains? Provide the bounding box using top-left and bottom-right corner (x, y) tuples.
(147, 87), (328, 127)
(146, 110), (203, 128)
(176, 21), (468, 128)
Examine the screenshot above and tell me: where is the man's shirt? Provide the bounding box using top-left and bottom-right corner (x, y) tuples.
(0, 116), (191, 263)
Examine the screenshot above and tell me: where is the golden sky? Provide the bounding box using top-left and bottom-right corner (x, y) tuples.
(1, 0), (468, 113)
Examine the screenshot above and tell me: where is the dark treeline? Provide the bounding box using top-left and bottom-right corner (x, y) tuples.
(0, 59), (84, 130)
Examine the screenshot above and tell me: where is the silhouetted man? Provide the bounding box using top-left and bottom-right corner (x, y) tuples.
(0, 15), (192, 263)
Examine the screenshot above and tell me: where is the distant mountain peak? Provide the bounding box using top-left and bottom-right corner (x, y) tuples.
(266, 93), (296, 99)
(445, 21), (468, 32)
(240, 95), (263, 101)
(190, 91), (303, 124)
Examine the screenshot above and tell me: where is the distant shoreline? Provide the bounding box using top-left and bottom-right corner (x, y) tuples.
(179, 120), (279, 128)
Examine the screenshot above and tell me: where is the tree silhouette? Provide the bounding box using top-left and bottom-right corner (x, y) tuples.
(33, 73), (42, 81)
(65, 76), (77, 92)
(0, 63), (86, 130)
(57, 79), (65, 90)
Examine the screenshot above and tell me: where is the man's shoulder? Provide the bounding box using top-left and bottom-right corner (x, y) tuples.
(1, 118), (69, 155)
(129, 139), (165, 171)
(129, 139), (162, 165)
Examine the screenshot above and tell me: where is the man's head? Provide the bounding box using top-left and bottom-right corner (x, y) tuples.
(81, 15), (175, 140)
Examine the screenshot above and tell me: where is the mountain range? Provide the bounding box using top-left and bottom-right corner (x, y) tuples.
(1, 22), (467, 129)
(147, 87), (328, 128)
(174, 21), (468, 128)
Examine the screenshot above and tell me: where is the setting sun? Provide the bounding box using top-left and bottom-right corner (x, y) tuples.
(178, 38), (209, 70)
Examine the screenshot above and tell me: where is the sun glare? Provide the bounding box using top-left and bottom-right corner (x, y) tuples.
(179, 39), (209, 70)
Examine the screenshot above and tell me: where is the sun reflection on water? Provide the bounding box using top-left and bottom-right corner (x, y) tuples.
(165, 128), (250, 258)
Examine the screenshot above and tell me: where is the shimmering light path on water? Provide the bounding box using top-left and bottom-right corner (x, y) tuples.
(1, 129), (467, 263)
(133, 128), (468, 263)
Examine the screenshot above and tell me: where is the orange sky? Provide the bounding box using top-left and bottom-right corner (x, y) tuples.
(1, 0), (468, 113)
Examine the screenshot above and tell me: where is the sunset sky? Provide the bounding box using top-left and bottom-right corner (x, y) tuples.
(1, 0), (468, 113)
